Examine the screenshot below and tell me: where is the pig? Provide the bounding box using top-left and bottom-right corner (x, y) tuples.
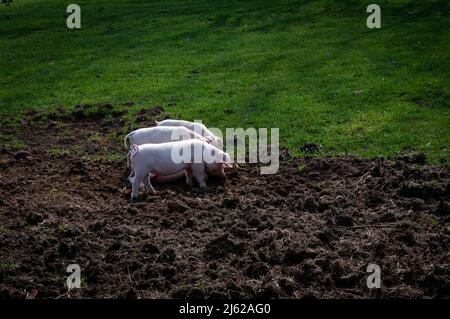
(129, 139), (232, 199)
(124, 126), (209, 168)
(156, 119), (223, 149)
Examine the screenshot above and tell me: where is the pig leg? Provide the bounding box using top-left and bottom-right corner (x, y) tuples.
(131, 174), (144, 199)
(128, 169), (145, 188)
(184, 169), (193, 186)
(143, 174), (157, 195)
(128, 169), (135, 183)
(131, 166), (151, 199)
(219, 165), (226, 177)
(191, 163), (207, 189)
(127, 150), (132, 168)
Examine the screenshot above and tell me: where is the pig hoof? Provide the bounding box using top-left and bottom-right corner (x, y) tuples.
(131, 196), (141, 203)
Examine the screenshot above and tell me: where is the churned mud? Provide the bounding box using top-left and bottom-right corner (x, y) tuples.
(0, 106), (449, 299)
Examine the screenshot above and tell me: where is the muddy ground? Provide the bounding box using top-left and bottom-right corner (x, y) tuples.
(0, 105), (449, 299)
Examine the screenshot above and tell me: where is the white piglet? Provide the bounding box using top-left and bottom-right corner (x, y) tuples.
(156, 119), (223, 149)
(129, 139), (232, 199)
(124, 126), (209, 167)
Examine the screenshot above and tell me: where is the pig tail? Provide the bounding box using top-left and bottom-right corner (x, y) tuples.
(130, 144), (139, 159)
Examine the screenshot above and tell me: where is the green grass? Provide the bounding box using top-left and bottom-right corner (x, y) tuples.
(81, 152), (124, 162)
(0, 261), (18, 271)
(48, 146), (69, 155)
(314, 181), (326, 191)
(0, 132), (27, 149)
(1, 0), (449, 162)
(87, 133), (103, 143)
(57, 223), (70, 236)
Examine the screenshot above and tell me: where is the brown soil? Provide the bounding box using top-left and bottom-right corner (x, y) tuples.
(0, 106), (449, 299)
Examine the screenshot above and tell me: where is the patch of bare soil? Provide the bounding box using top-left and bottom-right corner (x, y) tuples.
(0, 107), (449, 299)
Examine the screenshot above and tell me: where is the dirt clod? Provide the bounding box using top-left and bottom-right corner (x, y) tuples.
(435, 201), (450, 216)
(222, 197), (239, 209)
(167, 200), (190, 213)
(300, 143), (323, 153)
(397, 153), (427, 165)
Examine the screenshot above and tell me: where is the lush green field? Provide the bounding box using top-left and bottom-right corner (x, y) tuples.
(1, 0), (449, 162)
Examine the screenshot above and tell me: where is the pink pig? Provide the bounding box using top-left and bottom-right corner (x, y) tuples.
(156, 119), (223, 149)
(124, 126), (209, 168)
(129, 139), (232, 199)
